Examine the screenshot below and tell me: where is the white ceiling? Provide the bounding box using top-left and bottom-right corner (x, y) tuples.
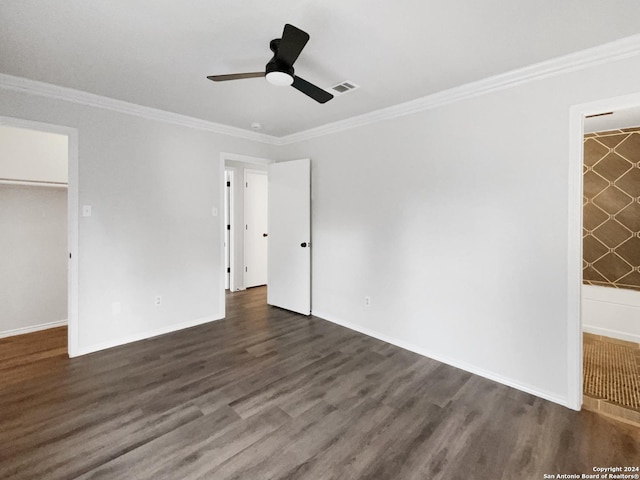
(584, 107), (640, 133)
(2, 1), (640, 137)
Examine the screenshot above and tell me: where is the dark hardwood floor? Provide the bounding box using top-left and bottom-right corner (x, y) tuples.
(1, 287), (638, 479)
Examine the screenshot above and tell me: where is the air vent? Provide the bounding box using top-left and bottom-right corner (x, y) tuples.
(329, 81), (359, 95)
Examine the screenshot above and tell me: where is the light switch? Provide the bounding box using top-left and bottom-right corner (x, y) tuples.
(82, 205), (92, 217)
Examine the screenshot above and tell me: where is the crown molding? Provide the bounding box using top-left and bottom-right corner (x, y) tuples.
(2, 34), (640, 147)
(0, 73), (280, 145)
(277, 34), (640, 145)
(221, 152), (274, 166)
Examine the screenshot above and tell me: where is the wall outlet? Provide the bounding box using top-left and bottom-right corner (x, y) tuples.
(364, 296), (371, 307)
(112, 301), (121, 315)
(154, 295), (162, 307)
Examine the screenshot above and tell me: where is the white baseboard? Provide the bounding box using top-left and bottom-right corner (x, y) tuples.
(73, 313), (224, 357)
(0, 319), (68, 339)
(312, 310), (569, 409)
(583, 325), (640, 344)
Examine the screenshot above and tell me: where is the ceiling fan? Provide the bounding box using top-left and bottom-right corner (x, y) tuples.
(207, 24), (334, 104)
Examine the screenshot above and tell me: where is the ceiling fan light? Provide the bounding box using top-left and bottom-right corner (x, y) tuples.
(266, 71), (293, 86)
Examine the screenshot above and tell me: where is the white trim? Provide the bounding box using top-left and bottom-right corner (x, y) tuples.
(278, 34), (640, 145)
(583, 325), (640, 345)
(2, 36), (640, 147)
(225, 167), (237, 292)
(583, 284), (640, 307)
(224, 168), (235, 293)
(0, 179), (67, 188)
(313, 310), (568, 408)
(221, 152), (275, 165)
(76, 314), (224, 356)
(0, 319), (68, 339)
(0, 73), (279, 145)
(567, 107), (584, 411)
(0, 115), (79, 358)
(582, 286), (640, 344)
(218, 158), (227, 318)
(67, 126), (79, 358)
(568, 91), (640, 411)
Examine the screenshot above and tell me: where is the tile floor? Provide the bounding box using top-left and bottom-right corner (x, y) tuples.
(583, 332), (640, 426)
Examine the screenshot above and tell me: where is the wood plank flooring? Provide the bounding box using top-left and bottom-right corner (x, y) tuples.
(1, 287), (639, 479)
(0, 326), (68, 387)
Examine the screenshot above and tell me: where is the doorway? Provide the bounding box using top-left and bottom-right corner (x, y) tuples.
(0, 116), (78, 357)
(568, 93), (640, 416)
(220, 153), (272, 295)
(581, 107), (640, 424)
(219, 153), (312, 317)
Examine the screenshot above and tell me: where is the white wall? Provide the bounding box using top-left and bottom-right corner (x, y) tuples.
(0, 88), (275, 354)
(276, 53), (640, 406)
(0, 125), (68, 183)
(225, 159), (269, 291)
(0, 185), (68, 336)
(2, 45), (640, 408)
(583, 285), (640, 343)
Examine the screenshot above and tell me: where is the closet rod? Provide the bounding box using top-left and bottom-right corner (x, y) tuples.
(0, 178), (68, 188)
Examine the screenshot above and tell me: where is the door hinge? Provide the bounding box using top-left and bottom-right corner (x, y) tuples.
(226, 181), (230, 187)
(69, 253), (72, 259)
(227, 267), (230, 273)
(245, 266), (248, 272)
(227, 224), (231, 230)
(246, 182), (248, 188)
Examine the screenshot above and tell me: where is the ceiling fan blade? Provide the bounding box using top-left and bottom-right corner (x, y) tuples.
(292, 76), (333, 104)
(207, 72), (265, 82)
(276, 24), (309, 67)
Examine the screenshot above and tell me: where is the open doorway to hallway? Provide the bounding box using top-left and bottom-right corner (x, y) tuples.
(222, 154), (271, 295)
(220, 154), (312, 318)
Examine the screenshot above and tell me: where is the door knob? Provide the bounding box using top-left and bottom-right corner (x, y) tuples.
(263, 233), (268, 237)
(300, 242), (307, 248)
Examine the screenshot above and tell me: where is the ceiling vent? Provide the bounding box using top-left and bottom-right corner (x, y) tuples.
(328, 81), (359, 96)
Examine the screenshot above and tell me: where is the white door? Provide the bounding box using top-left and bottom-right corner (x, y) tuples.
(244, 170), (268, 288)
(224, 170), (232, 290)
(267, 158), (311, 315)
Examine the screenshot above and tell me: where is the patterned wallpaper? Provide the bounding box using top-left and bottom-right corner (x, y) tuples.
(583, 126), (640, 291)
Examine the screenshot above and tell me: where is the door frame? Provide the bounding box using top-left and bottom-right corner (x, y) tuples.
(243, 168), (269, 289)
(219, 153), (273, 313)
(567, 91), (640, 410)
(224, 168), (235, 291)
(0, 115), (79, 357)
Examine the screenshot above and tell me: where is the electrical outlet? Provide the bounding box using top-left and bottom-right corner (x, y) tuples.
(364, 296), (371, 307)
(155, 295), (162, 307)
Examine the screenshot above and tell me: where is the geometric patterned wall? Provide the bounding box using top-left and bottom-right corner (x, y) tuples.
(583, 127), (640, 291)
